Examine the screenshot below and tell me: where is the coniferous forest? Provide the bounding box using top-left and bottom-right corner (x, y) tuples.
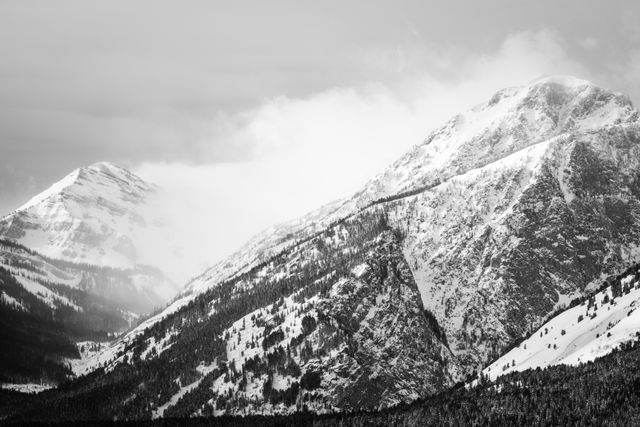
(2, 338), (640, 426)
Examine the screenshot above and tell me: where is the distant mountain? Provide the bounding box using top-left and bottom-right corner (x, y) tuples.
(0, 161), (180, 307)
(0, 162), (181, 281)
(8, 76), (640, 420)
(0, 163), (180, 386)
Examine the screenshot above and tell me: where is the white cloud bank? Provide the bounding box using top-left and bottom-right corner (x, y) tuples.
(134, 29), (595, 278)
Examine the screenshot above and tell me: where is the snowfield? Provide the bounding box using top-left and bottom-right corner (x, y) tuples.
(484, 269), (640, 381)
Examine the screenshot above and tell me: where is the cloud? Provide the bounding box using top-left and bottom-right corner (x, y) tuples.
(578, 37), (600, 50)
(135, 29), (592, 273)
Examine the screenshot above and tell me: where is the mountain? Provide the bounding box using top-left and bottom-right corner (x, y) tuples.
(183, 75), (640, 371)
(0, 162), (179, 280)
(0, 163), (180, 386)
(40, 213), (456, 419)
(0, 161), (180, 307)
(7, 76), (640, 420)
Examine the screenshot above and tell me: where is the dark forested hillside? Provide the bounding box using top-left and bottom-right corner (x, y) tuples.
(311, 340), (640, 426)
(4, 339), (640, 425)
(0, 267), (79, 384)
(0, 239), (173, 385)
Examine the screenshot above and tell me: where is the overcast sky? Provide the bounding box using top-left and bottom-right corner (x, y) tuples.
(2, 0), (640, 270)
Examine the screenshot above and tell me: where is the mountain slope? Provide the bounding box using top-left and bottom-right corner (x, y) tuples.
(388, 122), (640, 369)
(483, 263), (640, 380)
(0, 238), (173, 316)
(0, 212), (455, 421)
(0, 238), (177, 385)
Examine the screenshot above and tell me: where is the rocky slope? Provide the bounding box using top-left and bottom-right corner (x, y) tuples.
(11, 76), (640, 419)
(181, 75), (640, 372)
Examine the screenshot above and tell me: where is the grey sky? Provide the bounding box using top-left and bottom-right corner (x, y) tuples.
(2, 1), (640, 266)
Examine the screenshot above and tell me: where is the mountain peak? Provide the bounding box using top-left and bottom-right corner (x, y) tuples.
(0, 162), (164, 270)
(348, 76), (638, 206)
(81, 161), (144, 179)
(487, 74), (633, 118)
(15, 162), (153, 213)
(83, 161), (130, 174)
(528, 74), (593, 88)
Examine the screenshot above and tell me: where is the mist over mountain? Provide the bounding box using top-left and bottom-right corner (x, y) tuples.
(0, 162), (215, 286)
(4, 76), (640, 423)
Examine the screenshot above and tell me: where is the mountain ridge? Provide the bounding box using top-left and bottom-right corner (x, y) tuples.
(169, 75), (640, 375)
(7, 75), (640, 418)
(182, 75), (639, 300)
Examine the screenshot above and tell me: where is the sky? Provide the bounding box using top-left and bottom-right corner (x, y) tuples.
(2, 0), (640, 273)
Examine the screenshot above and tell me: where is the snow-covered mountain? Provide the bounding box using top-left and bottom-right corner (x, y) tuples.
(0, 163), (185, 385)
(179, 75), (640, 371)
(0, 162), (179, 282)
(0, 162), (192, 316)
(17, 76), (640, 419)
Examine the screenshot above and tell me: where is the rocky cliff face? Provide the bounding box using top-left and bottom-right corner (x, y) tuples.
(312, 231), (454, 410)
(387, 102), (640, 369)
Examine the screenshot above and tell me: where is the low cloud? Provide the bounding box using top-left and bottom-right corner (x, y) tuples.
(135, 29), (594, 273)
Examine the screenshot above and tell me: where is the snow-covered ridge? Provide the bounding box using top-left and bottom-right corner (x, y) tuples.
(180, 76), (639, 301)
(17, 169), (81, 212)
(0, 238), (174, 317)
(348, 75), (637, 208)
(483, 265), (640, 381)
